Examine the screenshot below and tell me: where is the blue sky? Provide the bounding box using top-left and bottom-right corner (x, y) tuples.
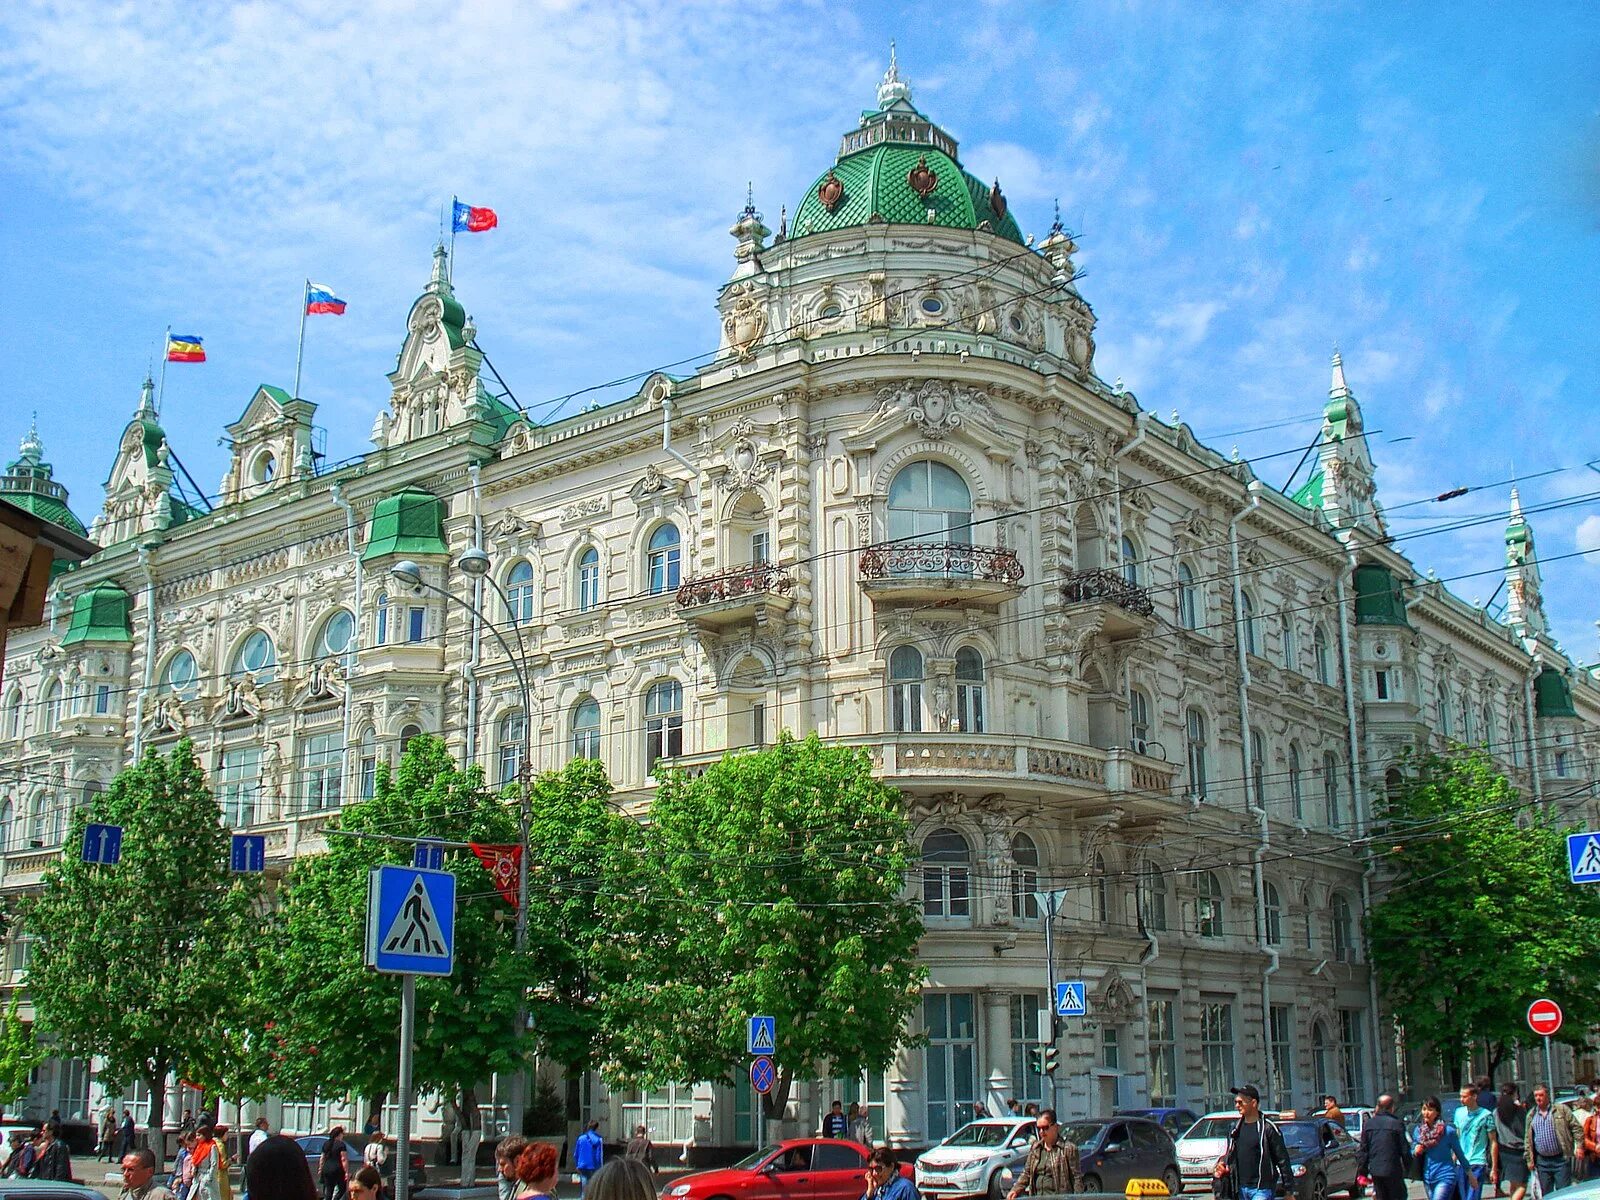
(2, 1), (1596, 656)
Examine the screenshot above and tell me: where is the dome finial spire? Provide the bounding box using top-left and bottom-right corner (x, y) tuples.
(137, 373), (157, 419)
(877, 40), (912, 108)
(19, 412), (42, 464)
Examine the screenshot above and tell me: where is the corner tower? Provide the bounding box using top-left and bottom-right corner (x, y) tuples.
(1504, 487), (1548, 642)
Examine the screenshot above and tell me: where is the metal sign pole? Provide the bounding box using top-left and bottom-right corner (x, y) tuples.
(1542, 1034), (1555, 1092)
(396, 974), (416, 1200)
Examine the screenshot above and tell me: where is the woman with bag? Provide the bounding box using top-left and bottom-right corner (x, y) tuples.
(191, 1123), (234, 1200)
(318, 1128), (350, 1200)
(1414, 1097), (1471, 1200)
(1496, 1085), (1529, 1200)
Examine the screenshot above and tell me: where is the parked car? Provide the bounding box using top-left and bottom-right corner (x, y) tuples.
(1338, 1108), (1376, 1138)
(295, 1136), (427, 1195)
(916, 1118), (1035, 1200)
(664, 1139), (911, 1200)
(1278, 1119), (1360, 1200)
(0, 1184), (103, 1200)
(1000, 1117), (1179, 1197)
(1174, 1111), (1280, 1193)
(1117, 1109), (1203, 1141)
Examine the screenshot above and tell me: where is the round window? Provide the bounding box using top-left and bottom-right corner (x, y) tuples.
(319, 610), (355, 659)
(235, 631), (275, 676)
(162, 650), (198, 697)
(820, 303), (843, 320)
(1009, 314), (1025, 333)
(921, 297), (945, 315)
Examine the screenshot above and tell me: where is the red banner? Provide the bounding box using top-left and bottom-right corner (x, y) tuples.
(470, 843), (523, 908)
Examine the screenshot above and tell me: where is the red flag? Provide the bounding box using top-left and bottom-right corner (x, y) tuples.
(470, 843), (523, 907)
(452, 199), (498, 233)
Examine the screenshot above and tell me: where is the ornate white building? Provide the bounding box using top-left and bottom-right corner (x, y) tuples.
(2, 60), (1597, 1153)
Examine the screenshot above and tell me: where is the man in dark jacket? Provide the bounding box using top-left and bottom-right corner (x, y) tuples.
(1357, 1095), (1412, 1200)
(1214, 1086), (1293, 1200)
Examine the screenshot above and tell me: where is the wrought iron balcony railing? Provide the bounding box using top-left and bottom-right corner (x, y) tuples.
(676, 561), (794, 609)
(1061, 567), (1155, 617)
(858, 542), (1024, 584)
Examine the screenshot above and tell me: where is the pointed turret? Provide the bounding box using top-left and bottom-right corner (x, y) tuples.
(91, 377), (192, 545)
(1505, 486), (1548, 640)
(877, 41), (912, 108)
(1, 416), (88, 538)
(1306, 349), (1385, 536)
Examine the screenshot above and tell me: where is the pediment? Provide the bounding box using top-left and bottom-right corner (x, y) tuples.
(841, 378), (1020, 459)
(225, 387), (293, 439)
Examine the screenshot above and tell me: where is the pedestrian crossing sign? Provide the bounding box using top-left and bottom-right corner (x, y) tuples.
(748, 1015), (776, 1055)
(1056, 981), (1087, 1017)
(366, 865), (456, 975)
(1568, 832), (1600, 884)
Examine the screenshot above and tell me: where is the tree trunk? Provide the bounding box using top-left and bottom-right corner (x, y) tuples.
(764, 1069), (794, 1130)
(147, 1063), (168, 1165)
(458, 1086), (483, 1188)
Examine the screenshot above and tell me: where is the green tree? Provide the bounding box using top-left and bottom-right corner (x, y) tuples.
(600, 733), (925, 1112)
(1368, 748), (1600, 1083)
(0, 994), (45, 1109)
(22, 740), (260, 1140)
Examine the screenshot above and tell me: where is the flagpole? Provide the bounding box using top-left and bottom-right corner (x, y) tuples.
(448, 196), (457, 284)
(156, 325), (170, 415)
(293, 279), (309, 399)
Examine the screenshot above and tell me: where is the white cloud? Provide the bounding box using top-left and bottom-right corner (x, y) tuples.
(1577, 515), (1600, 555)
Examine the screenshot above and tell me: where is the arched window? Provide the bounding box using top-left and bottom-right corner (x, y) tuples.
(1481, 704), (1495, 751)
(0, 799), (12, 851)
(3, 690), (22, 740)
(1510, 714), (1524, 766)
(1128, 687), (1151, 754)
(647, 524), (682, 595)
(1011, 833), (1039, 920)
(1384, 766), (1405, 804)
(1313, 627), (1331, 685)
(1138, 862), (1169, 932)
(571, 699), (602, 761)
(954, 647), (985, 734)
(1288, 744), (1304, 821)
(1437, 683), (1453, 736)
(1196, 871), (1223, 938)
(1331, 894), (1355, 962)
(889, 646), (924, 733)
(645, 680), (684, 769)
(1240, 591), (1259, 656)
(400, 724), (424, 752)
(1280, 611), (1298, 670)
(505, 561), (536, 626)
(497, 711), (527, 785)
(1322, 751), (1341, 827)
(232, 631), (277, 683)
(359, 728), (377, 799)
(1177, 564), (1199, 630)
(922, 828), (971, 918)
(160, 650), (199, 699)
(1264, 881), (1283, 946)
(1091, 851), (1110, 924)
(28, 793), (53, 847)
(314, 610), (356, 667)
(1311, 1021), (1331, 1096)
(1185, 708), (1208, 798)
(375, 591), (391, 646)
(1249, 729), (1266, 808)
(42, 680), (62, 731)
(888, 461), (972, 545)
(1460, 699), (1474, 743)
(1120, 536), (1140, 586)
(577, 547), (601, 613)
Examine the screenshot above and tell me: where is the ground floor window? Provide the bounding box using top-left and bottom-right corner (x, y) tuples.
(822, 1072), (886, 1144)
(1339, 1009), (1366, 1100)
(1199, 998), (1235, 1112)
(1269, 1005), (1294, 1108)
(924, 992), (977, 1142)
(1148, 993), (1179, 1107)
(59, 1058), (90, 1121)
(622, 1083), (695, 1143)
(1009, 994), (1047, 1108)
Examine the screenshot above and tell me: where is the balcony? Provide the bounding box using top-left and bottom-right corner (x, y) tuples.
(1061, 568), (1156, 639)
(676, 562), (795, 630)
(858, 542), (1024, 606)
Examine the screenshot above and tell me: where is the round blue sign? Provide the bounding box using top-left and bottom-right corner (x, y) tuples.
(750, 1054), (776, 1094)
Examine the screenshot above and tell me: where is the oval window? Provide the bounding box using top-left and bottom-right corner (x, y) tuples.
(820, 303), (843, 320)
(1009, 314), (1025, 333)
(921, 297), (945, 315)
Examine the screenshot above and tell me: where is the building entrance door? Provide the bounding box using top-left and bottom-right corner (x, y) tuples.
(925, 993), (977, 1141)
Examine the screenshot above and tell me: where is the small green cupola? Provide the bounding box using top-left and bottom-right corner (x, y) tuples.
(1534, 665), (1578, 719)
(790, 48), (1026, 245)
(61, 581), (134, 646)
(361, 487), (448, 561)
(2, 416), (88, 539)
(1353, 562), (1410, 627)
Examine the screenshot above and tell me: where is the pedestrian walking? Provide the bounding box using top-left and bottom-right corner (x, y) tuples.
(318, 1127), (350, 1200)
(1495, 1085), (1529, 1200)
(1007, 1108), (1084, 1200)
(349, 1166), (384, 1200)
(513, 1142), (560, 1200)
(624, 1125), (655, 1172)
(122, 1148), (179, 1200)
(1477, 1078), (1499, 1116)
(1523, 1084), (1584, 1195)
(1, 1131), (33, 1178)
(33, 1122), (72, 1182)
(1356, 1095), (1411, 1200)
(363, 1134), (387, 1175)
(1583, 1094), (1600, 1182)
(1413, 1098), (1471, 1200)
(823, 1101), (849, 1139)
(101, 1107), (119, 1162)
(191, 1123), (233, 1200)
(120, 1110), (139, 1158)
(493, 1136), (527, 1200)
(1323, 1095), (1346, 1125)
(1452, 1084), (1498, 1200)
(574, 1120), (605, 1197)
(861, 1147), (916, 1200)
(173, 1132), (197, 1200)
(249, 1118), (272, 1159)
(587, 1159), (655, 1200)
(244, 1135), (319, 1200)
(1212, 1086), (1293, 1200)
(849, 1105), (873, 1147)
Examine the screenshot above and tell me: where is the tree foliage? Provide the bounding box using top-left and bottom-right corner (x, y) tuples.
(1368, 748), (1600, 1082)
(0, 994), (45, 1108)
(22, 740), (259, 1130)
(599, 734), (925, 1109)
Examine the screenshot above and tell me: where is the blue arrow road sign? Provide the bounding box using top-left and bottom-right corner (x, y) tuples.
(1569, 832), (1600, 884)
(750, 1055), (776, 1094)
(413, 840), (444, 871)
(81, 823), (123, 866)
(1055, 981), (1087, 1017)
(748, 1014), (776, 1055)
(230, 833), (266, 873)
(365, 865), (456, 976)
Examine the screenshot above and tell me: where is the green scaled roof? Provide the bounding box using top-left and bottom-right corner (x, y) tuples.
(4, 488), (87, 538)
(62, 581), (133, 645)
(1353, 562), (1410, 628)
(362, 487), (448, 561)
(1535, 666), (1578, 719)
(1291, 469), (1324, 511)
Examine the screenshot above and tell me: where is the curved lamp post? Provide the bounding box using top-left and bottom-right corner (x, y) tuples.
(390, 553), (535, 1136)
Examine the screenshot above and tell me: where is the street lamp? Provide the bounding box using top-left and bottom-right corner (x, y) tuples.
(390, 553), (535, 1137)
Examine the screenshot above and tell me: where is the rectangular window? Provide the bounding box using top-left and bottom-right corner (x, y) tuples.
(955, 681), (985, 734)
(1374, 670), (1390, 700)
(1148, 994), (1179, 1107)
(1200, 998), (1235, 1112)
(924, 992), (978, 1142)
(1269, 1004), (1294, 1107)
(94, 686), (111, 715)
(219, 747), (263, 826)
(749, 530), (770, 564)
(1339, 1009), (1366, 1100)
(407, 606), (426, 643)
(60, 1058), (91, 1121)
(751, 702), (766, 747)
(621, 1083), (696, 1144)
(891, 682), (922, 732)
(360, 753), (377, 800)
(1009, 994), (1047, 1108)
(578, 559), (601, 612)
(303, 732), (343, 812)
(1101, 1025), (1121, 1069)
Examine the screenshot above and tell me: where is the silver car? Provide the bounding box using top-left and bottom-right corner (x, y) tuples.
(915, 1118), (1036, 1200)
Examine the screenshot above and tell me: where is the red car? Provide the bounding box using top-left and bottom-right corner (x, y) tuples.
(663, 1139), (912, 1200)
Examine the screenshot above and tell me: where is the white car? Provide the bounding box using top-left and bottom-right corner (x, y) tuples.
(915, 1117), (1036, 1200)
(1174, 1110), (1281, 1191)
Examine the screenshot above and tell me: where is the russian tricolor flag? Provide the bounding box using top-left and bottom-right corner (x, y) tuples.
(452, 198), (498, 233)
(305, 282), (347, 315)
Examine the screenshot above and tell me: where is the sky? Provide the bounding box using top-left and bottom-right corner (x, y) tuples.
(2, 0), (1597, 657)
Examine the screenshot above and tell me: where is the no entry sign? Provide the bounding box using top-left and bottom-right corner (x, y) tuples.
(1527, 998), (1563, 1037)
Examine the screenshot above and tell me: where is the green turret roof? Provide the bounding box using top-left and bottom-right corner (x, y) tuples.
(62, 581), (133, 645)
(1, 418), (88, 538)
(362, 486), (448, 561)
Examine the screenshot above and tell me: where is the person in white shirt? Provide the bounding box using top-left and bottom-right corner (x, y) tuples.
(248, 1118), (271, 1158)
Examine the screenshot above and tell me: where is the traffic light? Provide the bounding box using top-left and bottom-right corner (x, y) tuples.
(1029, 1043), (1060, 1075)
